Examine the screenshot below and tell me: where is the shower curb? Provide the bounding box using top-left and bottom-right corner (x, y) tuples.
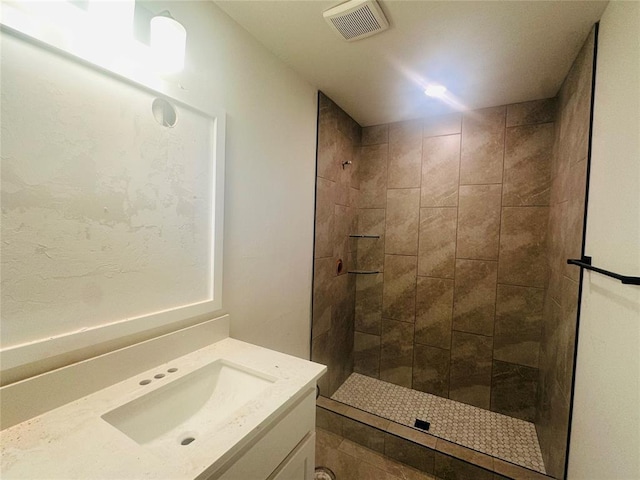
(316, 396), (555, 480)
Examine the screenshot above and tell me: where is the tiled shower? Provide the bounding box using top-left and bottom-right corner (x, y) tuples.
(311, 28), (594, 479)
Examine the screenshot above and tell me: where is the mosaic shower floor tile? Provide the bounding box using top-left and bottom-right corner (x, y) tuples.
(332, 373), (546, 474)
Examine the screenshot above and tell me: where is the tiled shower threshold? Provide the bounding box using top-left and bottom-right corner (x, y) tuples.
(330, 373), (548, 476)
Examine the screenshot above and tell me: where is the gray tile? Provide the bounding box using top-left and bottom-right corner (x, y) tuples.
(506, 98), (557, 127)
(452, 260), (497, 337)
(313, 257), (335, 338)
(421, 134), (460, 207)
(359, 144), (388, 208)
(413, 344), (450, 397)
(385, 433), (436, 473)
(434, 453), (493, 480)
(386, 188), (421, 255)
(362, 124), (389, 145)
(423, 113), (462, 138)
(314, 177), (335, 258)
(418, 207), (457, 278)
(449, 331), (493, 409)
(460, 106), (506, 185)
(354, 332), (381, 378)
(503, 123), (554, 206)
(357, 208), (385, 272)
(415, 277), (454, 349)
(380, 318), (415, 388)
(457, 185), (502, 261)
(316, 406), (343, 436)
(388, 120), (423, 188)
(491, 360), (538, 422)
(494, 285), (544, 368)
(355, 272), (384, 335)
(382, 255), (418, 323)
(343, 417), (386, 453)
(498, 207), (549, 288)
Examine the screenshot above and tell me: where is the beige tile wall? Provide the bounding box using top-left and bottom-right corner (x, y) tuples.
(353, 98), (557, 422)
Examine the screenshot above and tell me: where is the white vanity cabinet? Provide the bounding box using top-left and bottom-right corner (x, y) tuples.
(212, 388), (317, 480)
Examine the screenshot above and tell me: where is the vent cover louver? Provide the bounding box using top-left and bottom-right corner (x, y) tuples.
(323, 0), (389, 42)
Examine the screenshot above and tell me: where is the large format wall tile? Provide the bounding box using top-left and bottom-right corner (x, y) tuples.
(413, 344), (450, 397)
(380, 318), (415, 387)
(564, 159), (588, 281)
(415, 277), (454, 349)
(317, 96), (339, 182)
(359, 144), (388, 208)
(314, 177), (335, 258)
(498, 207), (549, 287)
(423, 113), (462, 138)
(421, 134), (460, 207)
(450, 331), (493, 409)
(418, 207), (457, 278)
(385, 188), (420, 255)
(460, 106), (506, 184)
(491, 360), (538, 422)
(313, 257), (335, 339)
(494, 285), (544, 368)
(354, 331), (381, 378)
(382, 255), (417, 323)
(456, 185), (502, 260)
(506, 98), (556, 127)
(503, 123), (554, 206)
(356, 208), (385, 272)
(362, 124), (388, 146)
(388, 120), (423, 188)
(452, 260), (498, 336)
(355, 273), (383, 335)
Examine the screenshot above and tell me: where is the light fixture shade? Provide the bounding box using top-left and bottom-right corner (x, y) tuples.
(150, 12), (186, 74)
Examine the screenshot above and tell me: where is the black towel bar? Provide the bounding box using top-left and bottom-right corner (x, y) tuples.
(567, 256), (640, 285)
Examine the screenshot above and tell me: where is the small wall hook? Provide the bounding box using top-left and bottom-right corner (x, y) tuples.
(342, 160), (352, 169)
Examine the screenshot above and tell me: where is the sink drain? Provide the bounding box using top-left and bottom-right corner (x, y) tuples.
(180, 437), (195, 446)
(314, 466), (336, 480)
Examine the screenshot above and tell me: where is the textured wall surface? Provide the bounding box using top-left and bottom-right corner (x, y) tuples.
(312, 93), (361, 396)
(351, 100), (555, 422)
(536, 28), (595, 479)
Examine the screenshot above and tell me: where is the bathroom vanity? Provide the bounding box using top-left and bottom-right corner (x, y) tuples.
(0, 315), (326, 479)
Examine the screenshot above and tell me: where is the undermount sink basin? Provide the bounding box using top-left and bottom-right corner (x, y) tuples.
(101, 360), (276, 449)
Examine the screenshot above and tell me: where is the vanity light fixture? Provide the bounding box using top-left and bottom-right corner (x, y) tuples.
(150, 10), (187, 74)
(424, 83), (447, 98)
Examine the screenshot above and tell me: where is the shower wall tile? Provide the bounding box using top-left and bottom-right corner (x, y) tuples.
(380, 318), (415, 387)
(355, 273), (383, 335)
(384, 432), (436, 473)
(494, 285), (544, 368)
(362, 124), (388, 146)
(506, 98), (557, 127)
(313, 257), (335, 339)
(434, 453), (494, 480)
(388, 120), (423, 188)
(557, 277), (579, 395)
(359, 144), (388, 208)
(385, 188), (420, 255)
(449, 331), (493, 409)
(317, 100), (339, 182)
(421, 134), (460, 207)
(314, 177), (335, 258)
(415, 277), (454, 349)
(333, 204), (351, 271)
(564, 159), (587, 281)
(456, 185), (502, 260)
(452, 260), (498, 337)
(423, 113), (462, 138)
(460, 106), (506, 185)
(503, 123), (554, 206)
(356, 208), (385, 272)
(498, 207), (549, 288)
(382, 255), (417, 323)
(491, 360), (538, 422)
(354, 332), (381, 378)
(418, 207), (457, 278)
(413, 344), (450, 397)
(312, 332), (331, 395)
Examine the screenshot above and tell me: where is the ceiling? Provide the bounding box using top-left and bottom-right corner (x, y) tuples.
(215, 0), (608, 126)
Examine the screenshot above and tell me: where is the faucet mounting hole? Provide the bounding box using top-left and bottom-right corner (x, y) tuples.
(181, 437), (195, 446)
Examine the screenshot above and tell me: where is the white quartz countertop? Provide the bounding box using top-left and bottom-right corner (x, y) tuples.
(0, 338), (326, 479)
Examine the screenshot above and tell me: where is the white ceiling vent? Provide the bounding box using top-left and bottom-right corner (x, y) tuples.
(323, 0), (389, 42)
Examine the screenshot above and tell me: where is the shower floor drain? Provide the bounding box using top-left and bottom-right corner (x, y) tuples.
(314, 466), (336, 480)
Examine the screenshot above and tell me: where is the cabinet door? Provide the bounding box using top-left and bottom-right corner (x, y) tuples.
(269, 432), (315, 480)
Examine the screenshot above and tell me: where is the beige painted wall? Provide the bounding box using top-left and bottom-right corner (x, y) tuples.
(0, 1), (317, 382)
(568, 2), (640, 478)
